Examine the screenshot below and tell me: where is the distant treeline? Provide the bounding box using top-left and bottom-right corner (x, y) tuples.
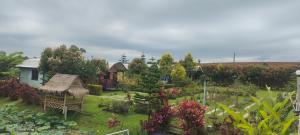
(195, 63), (300, 89)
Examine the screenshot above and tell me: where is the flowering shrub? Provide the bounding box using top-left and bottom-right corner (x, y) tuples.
(175, 100), (207, 135)
(107, 114), (121, 128)
(141, 106), (173, 133)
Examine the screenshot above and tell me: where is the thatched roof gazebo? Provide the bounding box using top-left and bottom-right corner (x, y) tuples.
(40, 74), (88, 119)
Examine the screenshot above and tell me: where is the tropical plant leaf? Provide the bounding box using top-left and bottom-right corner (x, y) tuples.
(280, 116), (297, 135)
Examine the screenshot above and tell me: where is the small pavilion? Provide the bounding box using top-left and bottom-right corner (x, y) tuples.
(40, 74), (88, 119)
(99, 62), (127, 89)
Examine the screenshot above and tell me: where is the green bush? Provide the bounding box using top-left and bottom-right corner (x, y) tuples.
(197, 64), (297, 89)
(103, 100), (130, 114)
(133, 93), (150, 114)
(164, 83), (175, 89)
(87, 84), (103, 95)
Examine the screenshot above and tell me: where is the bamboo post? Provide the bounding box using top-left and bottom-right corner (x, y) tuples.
(43, 94), (47, 111)
(80, 96), (84, 112)
(63, 93), (68, 120)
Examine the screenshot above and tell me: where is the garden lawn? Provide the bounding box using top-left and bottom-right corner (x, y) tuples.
(71, 94), (147, 134)
(0, 92), (148, 135)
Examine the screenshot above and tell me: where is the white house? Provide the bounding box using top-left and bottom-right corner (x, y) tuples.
(16, 58), (44, 88)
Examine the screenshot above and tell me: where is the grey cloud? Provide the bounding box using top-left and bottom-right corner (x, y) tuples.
(0, 0), (300, 62)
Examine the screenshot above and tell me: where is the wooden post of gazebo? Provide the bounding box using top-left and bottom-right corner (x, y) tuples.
(44, 93), (47, 111)
(63, 93), (67, 120)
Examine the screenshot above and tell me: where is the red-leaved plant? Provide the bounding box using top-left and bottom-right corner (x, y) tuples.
(19, 85), (41, 105)
(141, 105), (173, 133)
(107, 114), (121, 128)
(0, 78), (41, 104)
(175, 100), (207, 135)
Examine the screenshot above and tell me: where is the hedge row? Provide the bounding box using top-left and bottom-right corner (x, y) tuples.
(196, 64), (298, 88)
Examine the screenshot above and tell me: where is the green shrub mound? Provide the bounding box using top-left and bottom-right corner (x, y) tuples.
(87, 84), (103, 95)
(102, 100), (130, 114)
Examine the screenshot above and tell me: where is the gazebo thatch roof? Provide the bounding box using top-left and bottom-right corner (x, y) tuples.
(40, 74), (88, 97)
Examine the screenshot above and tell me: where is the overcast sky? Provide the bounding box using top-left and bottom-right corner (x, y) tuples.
(1, 0), (300, 63)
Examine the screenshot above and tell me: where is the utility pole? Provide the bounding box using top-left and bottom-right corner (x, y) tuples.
(203, 79), (207, 105)
(198, 63), (207, 105)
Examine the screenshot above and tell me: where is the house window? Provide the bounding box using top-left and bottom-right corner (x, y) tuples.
(31, 69), (39, 80)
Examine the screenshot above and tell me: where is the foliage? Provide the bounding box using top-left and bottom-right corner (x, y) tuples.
(240, 66), (295, 89)
(0, 105), (78, 134)
(128, 58), (148, 75)
(39, 45), (100, 83)
(107, 114), (121, 128)
(133, 93), (162, 114)
(139, 63), (161, 93)
(198, 64), (297, 88)
(133, 94), (148, 114)
(91, 58), (108, 74)
(219, 116), (242, 135)
(219, 92), (297, 135)
(87, 84), (103, 95)
(164, 88), (182, 99)
(103, 100), (131, 114)
(174, 100), (207, 135)
(39, 47), (52, 73)
(171, 63), (187, 85)
(200, 64), (237, 86)
(19, 84), (41, 105)
(180, 53), (196, 77)
(0, 51), (23, 79)
(141, 106), (173, 133)
(0, 78), (41, 105)
(159, 53), (174, 80)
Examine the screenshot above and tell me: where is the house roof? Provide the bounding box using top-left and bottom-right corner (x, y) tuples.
(40, 74), (88, 97)
(16, 58), (40, 68)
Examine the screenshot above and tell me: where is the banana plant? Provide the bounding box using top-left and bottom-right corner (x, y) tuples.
(219, 92), (297, 135)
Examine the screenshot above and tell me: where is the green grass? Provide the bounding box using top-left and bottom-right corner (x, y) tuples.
(0, 92), (148, 135)
(0, 88), (289, 135)
(73, 94), (147, 134)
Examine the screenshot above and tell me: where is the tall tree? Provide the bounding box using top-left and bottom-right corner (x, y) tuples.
(120, 54), (129, 64)
(128, 58), (147, 75)
(159, 53), (174, 81)
(91, 59), (108, 74)
(140, 63), (161, 93)
(39, 45), (98, 83)
(0, 51), (23, 79)
(39, 48), (52, 73)
(171, 63), (187, 82)
(141, 52), (146, 63)
(180, 53), (196, 78)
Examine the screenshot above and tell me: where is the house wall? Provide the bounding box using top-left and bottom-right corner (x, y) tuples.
(19, 68), (43, 88)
